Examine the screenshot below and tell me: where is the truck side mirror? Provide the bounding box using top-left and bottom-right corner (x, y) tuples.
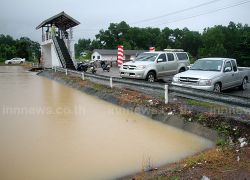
(157, 59), (163, 63)
(224, 67), (232, 72)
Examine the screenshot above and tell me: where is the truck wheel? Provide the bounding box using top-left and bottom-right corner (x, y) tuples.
(239, 78), (247, 90)
(146, 72), (156, 83)
(179, 68), (185, 73)
(213, 83), (221, 93)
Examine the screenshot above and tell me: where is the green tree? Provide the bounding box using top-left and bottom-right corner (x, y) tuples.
(74, 21), (250, 66)
(198, 26), (227, 57)
(75, 38), (92, 58)
(181, 28), (202, 58)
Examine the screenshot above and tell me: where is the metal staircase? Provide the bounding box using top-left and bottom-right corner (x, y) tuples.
(52, 35), (76, 70)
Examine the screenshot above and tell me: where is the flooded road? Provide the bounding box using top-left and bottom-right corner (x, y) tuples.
(0, 66), (214, 180)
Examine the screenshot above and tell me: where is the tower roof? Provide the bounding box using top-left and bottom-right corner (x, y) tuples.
(36, 11), (80, 30)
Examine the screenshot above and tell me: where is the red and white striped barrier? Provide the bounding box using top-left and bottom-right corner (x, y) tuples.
(149, 47), (155, 51)
(117, 45), (124, 66)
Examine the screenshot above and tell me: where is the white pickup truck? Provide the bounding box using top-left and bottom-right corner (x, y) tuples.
(120, 49), (190, 82)
(5, 57), (25, 64)
(172, 58), (249, 92)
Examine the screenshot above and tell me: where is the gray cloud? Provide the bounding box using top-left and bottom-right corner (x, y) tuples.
(1, 0), (250, 42)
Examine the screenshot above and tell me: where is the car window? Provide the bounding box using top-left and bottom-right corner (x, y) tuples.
(167, 53), (175, 61)
(224, 61), (232, 72)
(191, 59), (223, 71)
(176, 53), (188, 61)
(231, 60), (237, 72)
(157, 53), (166, 62)
(136, 53), (158, 62)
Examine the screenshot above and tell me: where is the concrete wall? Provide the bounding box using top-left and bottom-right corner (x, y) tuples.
(42, 44), (52, 68)
(92, 52), (101, 61)
(51, 43), (61, 67)
(41, 40), (62, 68)
(91, 51), (137, 62)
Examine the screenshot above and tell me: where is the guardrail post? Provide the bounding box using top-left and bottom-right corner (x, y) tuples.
(65, 69), (68, 76)
(165, 85), (168, 104)
(81, 72), (85, 80)
(54, 66), (57, 72)
(110, 77), (113, 88)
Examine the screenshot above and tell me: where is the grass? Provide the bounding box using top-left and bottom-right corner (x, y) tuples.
(216, 137), (228, 147)
(215, 122), (232, 136)
(92, 84), (109, 91)
(92, 84), (104, 91)
(185, 153), (205, 167)
(186, 99), (215, 108)
(168, 177), (180, 180)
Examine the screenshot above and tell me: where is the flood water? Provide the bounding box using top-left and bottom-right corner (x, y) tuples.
(0, 66), (214, 180)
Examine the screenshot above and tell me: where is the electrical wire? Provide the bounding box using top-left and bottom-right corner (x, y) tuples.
(79, 0), (250, 32)
(130, 0), (224, 25)
(153, 0), (250, 27)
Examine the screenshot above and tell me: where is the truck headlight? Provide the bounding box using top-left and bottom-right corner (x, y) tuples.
(199, 79), (212, 86)
(173, 76), (179, 83)
(136, 65), (146, 70)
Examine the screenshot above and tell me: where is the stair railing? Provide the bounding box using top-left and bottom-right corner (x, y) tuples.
(61, 31), (71, 55)
(61, 31), (76, 69)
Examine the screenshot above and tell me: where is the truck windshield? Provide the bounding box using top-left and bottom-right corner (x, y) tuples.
(191, 59), (223, 71)
(135, 53), (158, 62)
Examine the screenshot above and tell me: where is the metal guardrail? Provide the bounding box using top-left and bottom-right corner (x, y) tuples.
(52, 66), (250, 108)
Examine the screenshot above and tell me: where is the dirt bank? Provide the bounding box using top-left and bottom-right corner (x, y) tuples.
(38, 69), (250, 179)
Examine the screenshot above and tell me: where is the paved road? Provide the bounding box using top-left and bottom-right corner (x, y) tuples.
(95, 67), (173, 82)
(95, 67), (250, 98)
(223, 86), (250, 98)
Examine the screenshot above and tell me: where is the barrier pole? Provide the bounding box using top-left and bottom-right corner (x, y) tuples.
(110, 77), (113, 88)
(65, 69), (68, 76)
(81, 72), (84, 80)
(54, 66), (56, 72)
(165, 85), (168, 104)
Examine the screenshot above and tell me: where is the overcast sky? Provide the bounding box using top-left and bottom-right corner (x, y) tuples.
(1, 0), (250, 42)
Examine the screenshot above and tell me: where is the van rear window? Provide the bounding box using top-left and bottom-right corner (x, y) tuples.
(176, 53), (188, 61)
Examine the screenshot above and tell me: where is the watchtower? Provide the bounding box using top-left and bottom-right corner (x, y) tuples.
(36, 11), (80, 70)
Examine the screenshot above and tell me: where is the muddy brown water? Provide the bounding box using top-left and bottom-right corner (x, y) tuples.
(0, 66), (214, 180)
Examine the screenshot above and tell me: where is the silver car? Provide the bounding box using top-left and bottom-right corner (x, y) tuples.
(172, 58), (249, 92)
(120, 50), (190, 82)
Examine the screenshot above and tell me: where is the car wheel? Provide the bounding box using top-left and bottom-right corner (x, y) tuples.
(239, 77), (247, 90)
(213, 83), (221, 93)
(179, 68), (185, 73)
(20, 61), (23, 64)
(146, 72), (156, 83)
(8, 62), (12, 65)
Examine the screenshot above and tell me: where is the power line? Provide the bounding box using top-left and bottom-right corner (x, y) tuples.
(153, 0), (250, 27)
(79, 0), (250, 32)
(131, 0), (224, 25)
